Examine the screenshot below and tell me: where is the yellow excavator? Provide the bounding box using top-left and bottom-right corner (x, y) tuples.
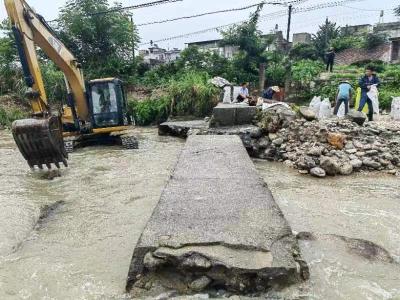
(5, 0), (137, 169)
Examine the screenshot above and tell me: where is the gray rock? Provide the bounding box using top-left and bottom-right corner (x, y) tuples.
(143, 252), (165, 270)
(189, 276), (212, 292)
(339, 162), (353, 176)
(320, 156), (341, 176)
(257, 137), (270, 149)
(297, 155), (317, 170)
(366, 150), (379, 156)
(350, 159), (363, 169)
(310, 167), (326, 178)
(345, 149), (357, 154)
(272, 138), (284, 146)
(383, 153), (394, 161)
(345, 110), (367, 126)
(307, 146), (324, 156)
(362, 158), (381, 169)
(299, 106), (316, 121)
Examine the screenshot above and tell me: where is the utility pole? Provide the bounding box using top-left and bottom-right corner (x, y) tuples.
(130, 15), (135, 61)
(286, 4), (292, 42)
(259, 63), (266, 96)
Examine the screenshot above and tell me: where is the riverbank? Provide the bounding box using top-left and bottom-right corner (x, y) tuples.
(0, 129), (399, 299)
(160, 105), (400, 178)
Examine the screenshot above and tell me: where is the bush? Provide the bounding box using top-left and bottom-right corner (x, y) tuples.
(169, 71), (219, 117)
(0, 105), (28, 127)
(350, 60), (387, 73)
(330, 35), (364, 52)
(291, 59), (324, 84)
(289, 43), (318, 61)
(379, 88), (400, 111)
(127, 96), (170, 126)
(363, 33), (388, 49)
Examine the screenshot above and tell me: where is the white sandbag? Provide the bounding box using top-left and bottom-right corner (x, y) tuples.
(391, 97), (400, 121)
(337, 102), (346, 118)
(318, 98), (332, 119)
(309, 96), (322, 114)
(367, 85), (380, 116)
(223, 86), (241, 103)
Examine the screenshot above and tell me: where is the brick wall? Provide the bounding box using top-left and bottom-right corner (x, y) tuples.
(335, 44), (392, 65)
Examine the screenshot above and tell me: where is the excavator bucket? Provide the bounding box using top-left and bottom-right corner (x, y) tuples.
(12, 116), (68, 169)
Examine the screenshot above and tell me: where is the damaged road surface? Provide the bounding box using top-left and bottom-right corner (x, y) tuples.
(126, 135), (307, 297)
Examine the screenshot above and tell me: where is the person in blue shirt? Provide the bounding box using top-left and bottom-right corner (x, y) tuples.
(333, 81), (353, 116)
(358, 66), (380, 121)
(263, 86), (280, 100)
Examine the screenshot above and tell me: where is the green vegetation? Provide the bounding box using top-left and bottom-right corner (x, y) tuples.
(0, 2), (399, 125)
(57, 0), (139, 82)
(128, 71), (219, 125)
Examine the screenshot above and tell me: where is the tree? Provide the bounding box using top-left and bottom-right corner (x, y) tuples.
(0, 19), (22, 96)
(395, 5), (400, 16)
(56, 0), (139, 81)
(289, 43), (318, 61)
(220, 4), (268, 83)
(312, 19), (340, 59)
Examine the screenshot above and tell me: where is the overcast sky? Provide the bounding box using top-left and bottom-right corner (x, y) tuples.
(1, 0), (398, 50)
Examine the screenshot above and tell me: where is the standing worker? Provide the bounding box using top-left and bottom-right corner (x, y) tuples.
(333, 81), (352, 116)
(325, 47), (335, 72)
(358, 66), (380, 121)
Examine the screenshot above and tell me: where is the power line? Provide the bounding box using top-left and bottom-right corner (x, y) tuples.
(340, 5), (395, 12)
(139, 0), (365, 46)
(137, 3), (264, 27)
(48, 0), (184, 22)
(137, 0), (309, 27)
(88, 0), (184, 16)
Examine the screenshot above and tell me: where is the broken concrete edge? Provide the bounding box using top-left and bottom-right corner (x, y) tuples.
(126, 241), (308, 295)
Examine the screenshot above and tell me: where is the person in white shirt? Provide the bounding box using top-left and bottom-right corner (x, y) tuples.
(236, 82), (250, 103)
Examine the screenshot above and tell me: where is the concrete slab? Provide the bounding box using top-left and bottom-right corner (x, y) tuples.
(210, 103), (257, 127)
(126, 135), (307, 296)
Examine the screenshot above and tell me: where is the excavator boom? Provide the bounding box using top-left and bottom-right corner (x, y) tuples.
(5, 0), (89, 168)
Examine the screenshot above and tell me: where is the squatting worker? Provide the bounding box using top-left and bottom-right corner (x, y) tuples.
(236, 82), (250, 103)
(263, 86), (280, 100)
(333, 81), (353, 116)
(358, 66), (380, 121)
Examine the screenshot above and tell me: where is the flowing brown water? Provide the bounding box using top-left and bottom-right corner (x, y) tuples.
(0, 129), (399, 300)
(255, 160), (400, 300)
(0, 128), (184, 299)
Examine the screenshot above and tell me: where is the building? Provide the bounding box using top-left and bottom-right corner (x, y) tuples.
(292, 33), (312, 45)
(139, 44), (181, 67)
(186, 30), (290, 59)
(186, 39), (239, 59)
(340, 24), (373, 36)
(336, 21), (400, 65)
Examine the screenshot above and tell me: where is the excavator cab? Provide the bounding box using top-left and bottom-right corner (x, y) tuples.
(87, 78), (128, 129)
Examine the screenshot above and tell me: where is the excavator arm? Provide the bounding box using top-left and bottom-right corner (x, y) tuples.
(5, 0), (90, 168)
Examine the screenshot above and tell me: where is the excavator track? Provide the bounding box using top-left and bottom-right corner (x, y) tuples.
(12, 116), (68, 169)
(121, 134), (139, 150)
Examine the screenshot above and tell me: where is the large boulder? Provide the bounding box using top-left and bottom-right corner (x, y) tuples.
(299, 106), (316, 121)
(320, 156), (341, 176)
(346, 110), (367, 126)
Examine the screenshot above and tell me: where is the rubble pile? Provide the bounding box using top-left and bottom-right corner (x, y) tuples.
(250, 105), (400, 177)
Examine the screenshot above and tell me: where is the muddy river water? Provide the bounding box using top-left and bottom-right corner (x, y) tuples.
(0, 128), (399, 300)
